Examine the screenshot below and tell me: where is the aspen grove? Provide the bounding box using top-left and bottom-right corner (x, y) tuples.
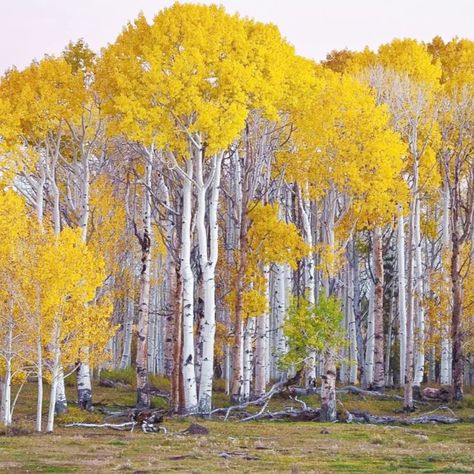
(0, 3), (473, 431)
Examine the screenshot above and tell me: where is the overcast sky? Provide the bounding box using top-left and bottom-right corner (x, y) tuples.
(2, 0), (473, 73)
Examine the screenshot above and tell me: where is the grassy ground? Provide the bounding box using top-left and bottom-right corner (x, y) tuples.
(1, 378), (473, 473)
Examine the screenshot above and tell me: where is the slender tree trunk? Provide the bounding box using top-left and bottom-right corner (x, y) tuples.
(451, 227), (464, 400)
(46, 321), (61, 432)
(373, 226), (385, 392)
(170, 262), (183, 414)
(351, 240), (364, 385)
(242, 317), (255, 400)
(230, 157), (247, 403)
(136, 151), (153, 408)
(404, 211), (415, 410)
(2, 321), (13, 426)
(181, 158), (197, 413)
(55, 367), (67, 415)
(364, 279), (375, 388)
(397, 210), (407, 385)
(119, 298), (134, 369)
(413, 194), (425, 387)
(197, 152), (223, 414)
(298, 190), (317, 385)
(440, 183), (451, 385)
(36, 333), (43, 432)
(253, 266), (270, 398)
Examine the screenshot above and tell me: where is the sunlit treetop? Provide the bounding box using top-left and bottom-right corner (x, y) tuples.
(97, 2), (297, 156)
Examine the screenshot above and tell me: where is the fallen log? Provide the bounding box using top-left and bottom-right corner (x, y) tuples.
(351, 412), (460, 425)
(64, 422), (137, 431)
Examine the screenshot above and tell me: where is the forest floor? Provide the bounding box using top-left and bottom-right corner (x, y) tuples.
(1, 376), (473, 473)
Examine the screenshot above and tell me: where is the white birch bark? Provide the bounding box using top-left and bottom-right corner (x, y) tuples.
(364, 278), (375, 387)
(46, 321), (61, 432)
(197, 151), (223, 414)
(440, 184), (451, 385)
(119, 298), (134, 369)
(135, 150), (153, 408)
(242, 317), (255, 400)
(413, 194), (425, 386)
(347, 262), (358, 384)
(181, 158), (197, 413)
(397, 210), (407, 384)
(2, 320), (13, 426)
(299, 191), (317, 384)
(274, 263), (287, 380)
(253, 266), (270, 398)
(36, 332), (43, 432)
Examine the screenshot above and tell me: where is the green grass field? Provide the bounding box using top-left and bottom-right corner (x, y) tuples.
(1, 379), (473, 473)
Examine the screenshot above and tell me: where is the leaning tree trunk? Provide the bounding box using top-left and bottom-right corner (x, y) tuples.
(372, 226), (385, 392)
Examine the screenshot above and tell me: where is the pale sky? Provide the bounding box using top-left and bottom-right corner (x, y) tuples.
(1, 0), (473, 73)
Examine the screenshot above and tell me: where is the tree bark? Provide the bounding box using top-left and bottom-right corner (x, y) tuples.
(373, 226), (385, 392)
(135, 151), (153, 408)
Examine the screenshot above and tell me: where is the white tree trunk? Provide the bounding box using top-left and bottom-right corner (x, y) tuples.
(299, 192), (317, 385)
(274, 263), (287, 380)
(347, 263), (358, 384)
(197, 152), (223, 414)
(413, 195), (425, 386)
(36, 333), (43, 432)
(397, 210), (407, 385)
(181, 159), (198, 413)
(55, 367), (67, 415)
(364, 279), (375, 387)
(119, 298), (134, 369)
(2, 321), (13, 426)
(440, 184), (451, 385)
(46, 321), (61, 432)
(242, 317), (255, 400)
(253, 266), (270, 398)
(135, 151), (153, 408)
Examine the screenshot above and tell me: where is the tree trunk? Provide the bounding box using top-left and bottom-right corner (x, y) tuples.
(46, 321), (61, 432)
(36, 333), (43, 432)
(119, 298), (134, 369)
(451, 229), (464, 401)
(181, 159), (198, 413)
(397, 210), (407, 386)
(197, 152), (223, 414)
(373, 226), (385, 392)
(404, 211), (415, 410)
(135, 151), (153, 408)
(320, 348), (337, 422)
(253, 266), (270, 398)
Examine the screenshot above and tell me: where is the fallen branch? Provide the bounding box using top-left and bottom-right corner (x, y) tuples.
(210, 369), (304, 421)
(351, 412), (460, 425)
(64, 422), (136, 431)
(240, 398), (271, 422)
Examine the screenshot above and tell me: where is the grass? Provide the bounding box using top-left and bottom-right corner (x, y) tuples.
(0, 378), (473, 473)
